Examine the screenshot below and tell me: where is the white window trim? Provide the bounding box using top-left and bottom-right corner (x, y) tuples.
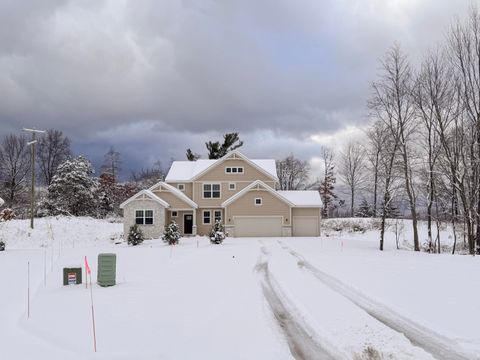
(135, 209), (154, 225)
(225, 166), (244, 174)
(171, 211), (178, 217)
(228, 182), (236, 190)
(203, 210), (211, 225)
(254, 198), (262, 206)
(177, 184), (185, 191)
(214, 210), (222, 223)
(202, 183), (221, 199)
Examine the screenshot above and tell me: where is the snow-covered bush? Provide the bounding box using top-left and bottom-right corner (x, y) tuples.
(0, 208), (15, 251)
(162, 221), (180, 245)
(127, 224), (144, 246)
(209, 220), (226, 244)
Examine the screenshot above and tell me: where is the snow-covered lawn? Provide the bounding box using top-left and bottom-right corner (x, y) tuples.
(0, 217), (478, 359)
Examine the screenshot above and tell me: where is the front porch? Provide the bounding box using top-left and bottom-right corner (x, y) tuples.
(166, 209), (197, 236)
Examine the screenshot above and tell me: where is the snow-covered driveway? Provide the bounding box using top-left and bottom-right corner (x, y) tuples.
(1, 217), (479, 359)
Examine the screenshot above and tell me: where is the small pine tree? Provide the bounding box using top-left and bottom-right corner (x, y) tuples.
(162, 221), (181, 245)
(128, 224), (144, 245)
(356, 198), (373, 217)
(209, 220), (226, 244)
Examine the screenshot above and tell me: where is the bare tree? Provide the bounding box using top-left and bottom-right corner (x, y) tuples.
(366, 122), (389, 217)
(131, 160), (168, 188)
(339, 141), (366, 216)
(37, 129), (71, 185)
(447, 7), (480, 254)
(369, 45), (420, 251)
(413, 50), (458, 253)
(0, 134), (30, 208)
(276, 154), (310, 190)
(101, 146), (122, 182)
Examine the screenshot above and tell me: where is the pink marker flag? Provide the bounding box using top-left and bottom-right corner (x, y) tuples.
(85, 256), (91, 275)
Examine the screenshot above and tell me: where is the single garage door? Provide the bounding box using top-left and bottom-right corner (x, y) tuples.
(234, 216), (283, 237)
(293, 216), (319, 236)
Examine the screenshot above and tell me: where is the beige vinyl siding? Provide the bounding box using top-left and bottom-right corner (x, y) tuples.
(292, 208), (320, 217)
(195, 159), (275, 184)
(193, 181), (276, 207)
(166, 182), (193, 199)
(195, 208), (224, 236)
(152, 190), (193, 209)
(225, 189), (291, 228)
(166, 210), (195, 236)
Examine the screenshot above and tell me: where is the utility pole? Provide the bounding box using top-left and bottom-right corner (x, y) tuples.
(23, 128), (46, 229)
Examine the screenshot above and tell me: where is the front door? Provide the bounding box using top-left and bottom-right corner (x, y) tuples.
(184, 214), (193, 234)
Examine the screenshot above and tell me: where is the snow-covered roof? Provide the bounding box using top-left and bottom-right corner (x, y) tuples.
(0, 197), (4, 207)
(165, 151), (278, 182)
(149, 182), (198, 209)
(277, 191), (323, 207)
(119, 190), (170, 209)
(222, 180), (295, 208)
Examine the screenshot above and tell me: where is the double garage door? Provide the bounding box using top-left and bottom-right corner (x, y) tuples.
(234, 217), (283, 237)
(234, 216), (319, 237)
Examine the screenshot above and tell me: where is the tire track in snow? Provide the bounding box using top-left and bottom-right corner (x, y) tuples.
(278, 241), (474, 360)
(255, 244), (345, 360)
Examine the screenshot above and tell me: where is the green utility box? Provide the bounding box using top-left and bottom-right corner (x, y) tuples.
(63, 267), (82, 285)
(97, 253), (116, 287)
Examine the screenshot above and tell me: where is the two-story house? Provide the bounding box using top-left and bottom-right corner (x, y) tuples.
(120, 150), (323, 238)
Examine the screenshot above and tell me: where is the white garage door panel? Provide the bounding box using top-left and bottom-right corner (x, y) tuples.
(234, 217), (282, 237)
(293, 216), (319, 236)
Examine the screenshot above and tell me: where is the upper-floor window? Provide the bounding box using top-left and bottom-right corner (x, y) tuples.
(228, 182), (236, 190)
(254, 198), (262, 206)
(136, 210), (154, 225)
(177, 184), (185, 191)
(225, 167), (244, 174)
(203, 183), (221, 198)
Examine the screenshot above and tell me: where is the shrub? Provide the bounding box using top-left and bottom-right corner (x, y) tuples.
(209, 220), (226, 244)
(127, 224), (144, 246)
(162, 221), (181, 245)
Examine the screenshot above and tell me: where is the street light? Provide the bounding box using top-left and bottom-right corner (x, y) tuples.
(23, 128), (46, 229)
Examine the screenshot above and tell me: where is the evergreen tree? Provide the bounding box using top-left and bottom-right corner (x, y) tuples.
(162, 221), (181, 245)
(356, 198), (373, 217)
(127, 224), (144, 245)
(186, 132), (243, 160)
(209, 220), (226, 244)
(43, 156), (98, 216)
(319, 147), (337, 218)
(186, 149), (201, 161)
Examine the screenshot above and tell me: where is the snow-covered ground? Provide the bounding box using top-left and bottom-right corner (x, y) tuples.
(0, 217), (478, 359)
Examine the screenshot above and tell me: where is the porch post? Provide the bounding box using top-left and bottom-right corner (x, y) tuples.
(192, 209), (197, 236)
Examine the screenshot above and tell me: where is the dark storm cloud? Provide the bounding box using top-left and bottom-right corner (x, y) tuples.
(0, 0), (476, 177)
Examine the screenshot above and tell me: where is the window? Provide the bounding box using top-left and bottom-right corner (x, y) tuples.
(203, 210), (211, 224)
(177, 184), (185, 191)
(229, 182), (236, 190)
(172, 211), (178, 217)
(203, 183), (221, 198)
(214, 210), (222, 223)
(135, 210), (154, 225)
(225, 167), (244, 174)
(254, 198), (262, 206)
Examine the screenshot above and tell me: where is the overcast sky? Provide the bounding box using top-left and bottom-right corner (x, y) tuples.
(0, 0), (476, 179)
